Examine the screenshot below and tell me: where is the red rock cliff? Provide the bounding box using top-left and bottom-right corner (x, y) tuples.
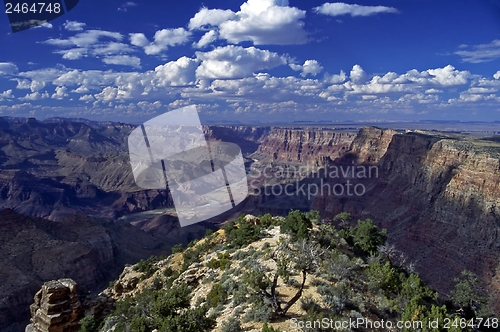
(255, 128), (357, 164)
(313, 128), (500, 310)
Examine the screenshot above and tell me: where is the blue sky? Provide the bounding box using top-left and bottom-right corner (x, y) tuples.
(0, 0), (499, 123)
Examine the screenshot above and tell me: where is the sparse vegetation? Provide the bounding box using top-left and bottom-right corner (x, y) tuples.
(207, 283), (228, 308)
(79, 211), (492, 332)
(261, 322), (283, 332)
(133, 256), (164, 279)
(78, 315), (98, 332)
(208, 252), (231, 270)
(111, 284), (215, 332)
(171, 243), (184, 254)
(280, 210), (313, 239)
(223, 214), (262, 247)
(221, 316), (242, 332)
(451, 270), (488, 317)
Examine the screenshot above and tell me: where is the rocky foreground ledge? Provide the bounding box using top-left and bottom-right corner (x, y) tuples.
(25, 279), (81, 332)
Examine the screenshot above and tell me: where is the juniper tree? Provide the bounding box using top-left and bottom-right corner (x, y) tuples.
(244, 237), (324, 317)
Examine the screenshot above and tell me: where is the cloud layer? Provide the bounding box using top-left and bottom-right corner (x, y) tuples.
(0, 0), (497, 122)
(455, 40), (500, 63)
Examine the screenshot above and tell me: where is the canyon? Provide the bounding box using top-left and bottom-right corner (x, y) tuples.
(0, 117), (500, 330)
(250, 126), (500, 313)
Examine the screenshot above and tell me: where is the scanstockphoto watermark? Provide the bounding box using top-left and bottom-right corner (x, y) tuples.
(248, 162), (379, 199)
(290, 317), (424, 330)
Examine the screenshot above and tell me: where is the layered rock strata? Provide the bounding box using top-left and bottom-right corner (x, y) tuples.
(25, 279), (81, 332)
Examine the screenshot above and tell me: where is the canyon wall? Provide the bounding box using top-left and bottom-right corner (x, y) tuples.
(240, 125), (500, 309)
(254, 128), (357, 164)
(311, 128), (500, 309)
(0, 119), (174, 220)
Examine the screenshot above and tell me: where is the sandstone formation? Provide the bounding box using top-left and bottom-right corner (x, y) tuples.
(25, 279), (81, 332)
(254, 128), (356, 164)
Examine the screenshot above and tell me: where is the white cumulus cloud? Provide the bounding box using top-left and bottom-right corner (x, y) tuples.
(195, 45), (288, 79)
(188, 8), (238, 30)
(103, 55), (141, 68)
(20, 91), (49, 101)
(55, 48), (88, 60)
(290, 60), (323, 77)
(189, 0), (307, 45)
(131, 28), (191, 55)
(193, 30), (219, 49)
(454, 39), (500, 63)
(63, 20), (86, 31)
(153, 57), (199, 86)
(0, 90), (14, 99)
(0, 62), (18, 75)
(129, 33), (149, 47)
(350, 64), (367, 83)
(314, 2), (399, 17)
(68, 30), (123, 47)
(52, 86), (68, 100)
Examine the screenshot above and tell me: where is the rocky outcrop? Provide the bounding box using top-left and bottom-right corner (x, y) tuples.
(349, 126), (398, 163)
(172, 263), (212, 286)
(112, 266), (142, 296)
(255, 128), (356, 164)
(25, 279), (81, 332)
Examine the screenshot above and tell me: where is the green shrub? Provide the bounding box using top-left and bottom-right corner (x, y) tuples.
(171, 243), (184, 254)
(451, 270), (487, 316)
(262, 322), (283, 332)
(79, 315), (98, 332)
(243, 297), (274, 323)
(226, 218), (262, 247)
(259, 213), (275, 227)
(286, 277), (301, 288)
(318, 281), (351, 314)
(351, 219), (387, 254)
(221, 316), (242, 332)
(207, 283), (228, 308)
(130, 316), (150, 332)
(242, 268), (271, 292)
(280, 210), (312, 239)
(208, 252), (231, 270)
(223, 219), (237, 234)
(181, 240), (214, 271)
(233, 249), (246, 260)
(152, 284), (191, 317)
(366, 261), (400, 294)
(208, 258), (219, 269)
(163, 266), (175, 277)
(231, 283), (250, 306)
(301, 295), (322, 313)
(134, 256), (159, 279)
